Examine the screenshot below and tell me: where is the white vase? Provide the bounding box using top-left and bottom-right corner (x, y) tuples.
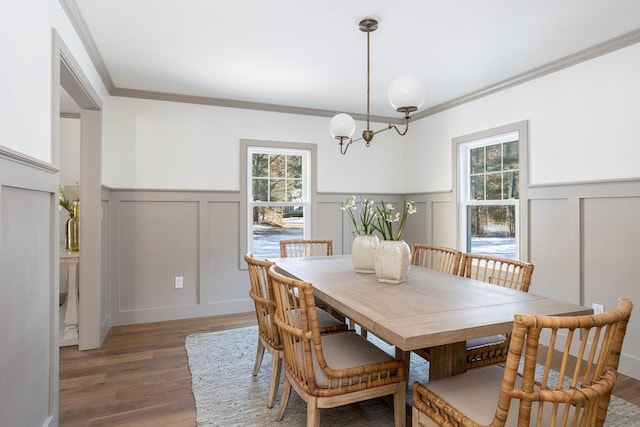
(352, 234), (379, 273)
(374, 240), (411, 284)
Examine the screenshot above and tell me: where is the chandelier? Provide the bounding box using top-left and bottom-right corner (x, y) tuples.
(329, 18), (425, 155)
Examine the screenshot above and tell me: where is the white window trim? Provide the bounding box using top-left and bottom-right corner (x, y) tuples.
(239, 139), (317, 265)
(452, 121), (529, 261)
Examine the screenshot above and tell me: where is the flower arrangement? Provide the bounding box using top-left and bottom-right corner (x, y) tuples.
(59, 185), (75, 218)
(373, 200), (417, 241)
(340, 196), (377, 236)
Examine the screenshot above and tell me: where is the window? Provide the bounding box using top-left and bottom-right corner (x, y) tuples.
(246, 146), (311, 258)
(456, 122), (528, 259)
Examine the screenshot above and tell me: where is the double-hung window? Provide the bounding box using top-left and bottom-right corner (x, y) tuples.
(456, 122), (528, 259)
(246, 146), (310, 258)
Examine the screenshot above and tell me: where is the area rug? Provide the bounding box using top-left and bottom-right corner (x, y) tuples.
(185, 326), (640, 426)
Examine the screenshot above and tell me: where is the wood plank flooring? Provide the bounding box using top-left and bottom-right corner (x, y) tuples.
(59, 312), (640, 426)
(59, 312), (256, 426)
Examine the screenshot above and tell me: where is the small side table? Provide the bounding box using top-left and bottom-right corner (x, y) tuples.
(60, 251), (80, 345)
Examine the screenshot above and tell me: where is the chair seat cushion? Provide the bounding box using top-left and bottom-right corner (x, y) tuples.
(316, 308), (346, 331)
(466, 334), (506, 349)
(422, 365), (558, 426)
(311, 331), (396, 388)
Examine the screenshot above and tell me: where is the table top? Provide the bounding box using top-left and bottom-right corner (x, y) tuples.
(272, 255), (593, 351)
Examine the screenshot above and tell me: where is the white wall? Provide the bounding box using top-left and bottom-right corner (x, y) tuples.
(60, 118), (81, 186)
(400, 42), (640, 379)
(0, 1), (107, 163)
(102, 96), (407, 193)
(403, 42), (640, 192)
(0, 3), (106, 426)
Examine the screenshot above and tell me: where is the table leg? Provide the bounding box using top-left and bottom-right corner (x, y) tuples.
(396, 348), (411, 382)
(428, 341), (467, 380)
(63, 259), (79, 340)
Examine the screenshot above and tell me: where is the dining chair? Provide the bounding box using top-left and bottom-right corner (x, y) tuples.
(279, 238), (361, 333)
(267, 264), (407, 427)
(244, 253), (348, 409)
(279, 239), (333, 257)
(459, 252), (534, 292)
(459, 253), (535, 369)
(412, 298), (632, 427)
(413, 252), (535, 370)
(410, 244), (462, 275)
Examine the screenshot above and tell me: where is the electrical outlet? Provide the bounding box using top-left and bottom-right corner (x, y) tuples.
(592, 303), (604, 314)
(175, 276), (184, 289)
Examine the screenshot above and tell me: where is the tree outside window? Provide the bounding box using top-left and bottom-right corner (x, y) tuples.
(460, 134), (520, 259)
(248, 148), (309, 257)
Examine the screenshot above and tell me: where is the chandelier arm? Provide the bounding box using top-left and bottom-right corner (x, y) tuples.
(331, 19), (422, 154)
(337, 117), (409, 154)
(368, 118), (410, 138)
(388, 120), (410, 136)
(338, 138), (355, 155)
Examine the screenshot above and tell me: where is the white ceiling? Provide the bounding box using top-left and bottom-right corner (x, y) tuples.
(71, 0), (640, 119)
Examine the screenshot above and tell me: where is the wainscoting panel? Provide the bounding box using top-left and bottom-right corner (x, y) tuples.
(529, 198), (581, 303)
(0, 149), (58, 427)
(110, 191), (250, 325)
(528, 180), (640, 379)
(582, 196), (640, 371)
(1, 186), (53, 427)
(317, 199), (346, 254)
(401, 192), (455, 250)
(116, 200), (199, 312)
(105, 185), (639, 379)
(100, 196), (111, 342)
(206, 201), (247, 308)
(431, 200), (457, 248)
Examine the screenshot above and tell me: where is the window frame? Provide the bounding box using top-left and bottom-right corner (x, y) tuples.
(453, 121), (529, 260)
(240, 139), (317, 263)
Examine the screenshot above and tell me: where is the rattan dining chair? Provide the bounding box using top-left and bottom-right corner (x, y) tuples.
(413, 252), (535, 370)
(279, 238), (361, 333)
(411, 244), (462, 275)
(460, 252), (534, 292)
(412, 298), (632, 427)
(267, 264), (407, 426)
(279, 239), (334, 258)
(459, 253), (535, 369)
(244, 253), (348, 408)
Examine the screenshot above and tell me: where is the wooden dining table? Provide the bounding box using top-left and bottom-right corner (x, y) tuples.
(271, 254), (593, 380)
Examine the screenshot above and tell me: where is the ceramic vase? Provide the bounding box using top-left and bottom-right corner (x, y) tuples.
(352, 234), (379, 273)
(374, 240), (411, 284)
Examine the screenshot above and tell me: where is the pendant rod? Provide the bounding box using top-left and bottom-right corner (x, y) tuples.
(366, 26), (371, 137)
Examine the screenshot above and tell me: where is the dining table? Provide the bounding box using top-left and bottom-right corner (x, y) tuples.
(271, 254), (593, 380)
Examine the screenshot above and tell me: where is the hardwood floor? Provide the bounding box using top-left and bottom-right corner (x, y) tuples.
(59, 312), (640, 426)
(59, 312), (256, 426)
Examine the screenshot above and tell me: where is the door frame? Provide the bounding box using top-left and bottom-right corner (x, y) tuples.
(52, 29), (104, 352)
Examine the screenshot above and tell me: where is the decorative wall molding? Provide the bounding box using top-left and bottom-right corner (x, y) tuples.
(528, 177), (640, 199)
(59, 0), (640, 121)
(0, 146), (58, 174)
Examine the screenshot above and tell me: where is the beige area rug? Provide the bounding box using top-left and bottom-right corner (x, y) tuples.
(185, 326), (640, 427)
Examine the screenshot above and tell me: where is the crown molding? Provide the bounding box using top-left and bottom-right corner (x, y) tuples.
(61, 0), (640, 121)
(110, 87), (402, 124)
(413, 27), (640, 120)
(59, 0), (115, 93)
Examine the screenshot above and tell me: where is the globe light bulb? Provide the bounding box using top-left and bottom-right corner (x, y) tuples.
(329, 113), (356, 139)
(388, 75), (425, 113)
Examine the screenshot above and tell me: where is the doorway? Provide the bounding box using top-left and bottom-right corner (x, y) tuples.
(54, 30), (106, 350)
